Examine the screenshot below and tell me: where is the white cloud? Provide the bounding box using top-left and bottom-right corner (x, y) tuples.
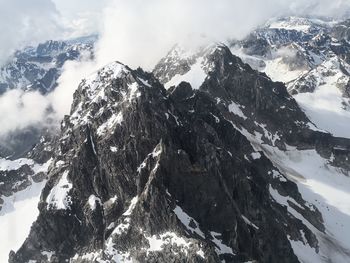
(1, 0), (350, 136)
(43, 0), (350, 119)
(48, 52), (98, 118)
(0, 0), (63, 66)
(93, 0), (350, 70)
(0, 89), (50, 136)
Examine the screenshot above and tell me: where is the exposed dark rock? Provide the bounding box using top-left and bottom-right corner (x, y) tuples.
(10, 51), (332, 262)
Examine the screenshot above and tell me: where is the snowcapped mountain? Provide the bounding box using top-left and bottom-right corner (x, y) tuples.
(0, 128), (55, 262)
(231, 16), (350, 139)
(1, 16), (350, 263)
(0, 36), (96, 262)
(0, 37), (95, 95)
(3, 37), (349, 263)
(0, 146), (52, 263)
(0, 36), (96, 159)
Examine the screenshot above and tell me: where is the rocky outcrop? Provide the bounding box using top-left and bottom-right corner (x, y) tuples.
(10, 44), (338, 262)
(0, 38), (95, 95)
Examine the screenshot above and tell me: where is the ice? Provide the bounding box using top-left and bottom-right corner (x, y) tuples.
(41, 251), (55, 261)
(104, 234), (132, 263)
(196, 248), (205, 258)
(83, 62), (128, 93)
(267, 17), (313, 33)
(126, 82), (141, 103)
(112, 218), (130, 236)
(266, 146), (350, 262)
(229, 116), (350, 262)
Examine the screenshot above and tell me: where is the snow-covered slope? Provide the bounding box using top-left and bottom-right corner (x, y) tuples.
(245, 131), (350, 263)
(154, 42), (350, 263)
(3, 16), (350, 263)
(0, 181), (46, 263)
(0, 37), (95, 262)
(0, 38), (94, 94)
(232, 16), (350, 139)
(7, 48), (322, 263)
(0, 157), (51, 262)
(292, 57), (350, 138)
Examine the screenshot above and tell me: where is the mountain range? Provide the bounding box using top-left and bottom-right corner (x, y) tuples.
(1, 17), (350, 263)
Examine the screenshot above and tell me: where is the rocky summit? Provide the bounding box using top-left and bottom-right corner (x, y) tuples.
(5, 42), (350, 263)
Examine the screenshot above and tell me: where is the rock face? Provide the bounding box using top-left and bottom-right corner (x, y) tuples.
(8, 43), (350, 263)
(231, 16), (350, 95)
(0, 131), (54, 212)
(0, 36), (96, 159)
(231, 16), (350, 139)
(0, 38), (95, 95)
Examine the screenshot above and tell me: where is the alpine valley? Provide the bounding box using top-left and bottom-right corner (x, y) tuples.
(1, 16), (350, 263)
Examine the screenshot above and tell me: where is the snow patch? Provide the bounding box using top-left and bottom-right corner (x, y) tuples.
(228, 102), (247, 120)
(0, 181), (46, 263)
(97, 112), (123, 137)
(165, 57), (207, 89)
(110, 146), (118, 152)
(174, 205), (205, 238)
(46, 171), (73, 210)
(251, 152), (261, 160)
(210, 231), (235, 255)
(146, 232), (192, 255)
(241, 215), (259, 230)
(0, 158), (34, 172)
(123, 196), (138, 216)
(88, 195), (101, 210)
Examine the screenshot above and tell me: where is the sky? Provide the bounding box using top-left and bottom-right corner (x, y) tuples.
(0, 0), (350, 138)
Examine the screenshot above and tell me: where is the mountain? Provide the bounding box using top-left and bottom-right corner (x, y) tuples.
(231, 16), (350, 139)
(0, 133), (53, 263)
(0, 37), (96, 159)
(0, 37), (95, 95)
(5, 41), (350, 263)
(0, 37), (96, 262)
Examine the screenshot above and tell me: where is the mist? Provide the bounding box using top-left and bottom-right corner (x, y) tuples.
(0, 90), (50, 137)
(1, 0), (350, 139)
(0, 0), (63, 66)
(95, 0), (350, 70)
(52, 0), (350, 119)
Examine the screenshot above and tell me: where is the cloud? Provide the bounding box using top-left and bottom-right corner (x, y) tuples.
(1, 0), (350, 137)
(0, 0), (63, 66)
(47, 0), (350, 119)
(0, 89), (51, 136)
(94, 0), (350, 70)
(48, 52), (98, 118)
(0, 0), (107, 66)
(53, 0), (109, 39)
